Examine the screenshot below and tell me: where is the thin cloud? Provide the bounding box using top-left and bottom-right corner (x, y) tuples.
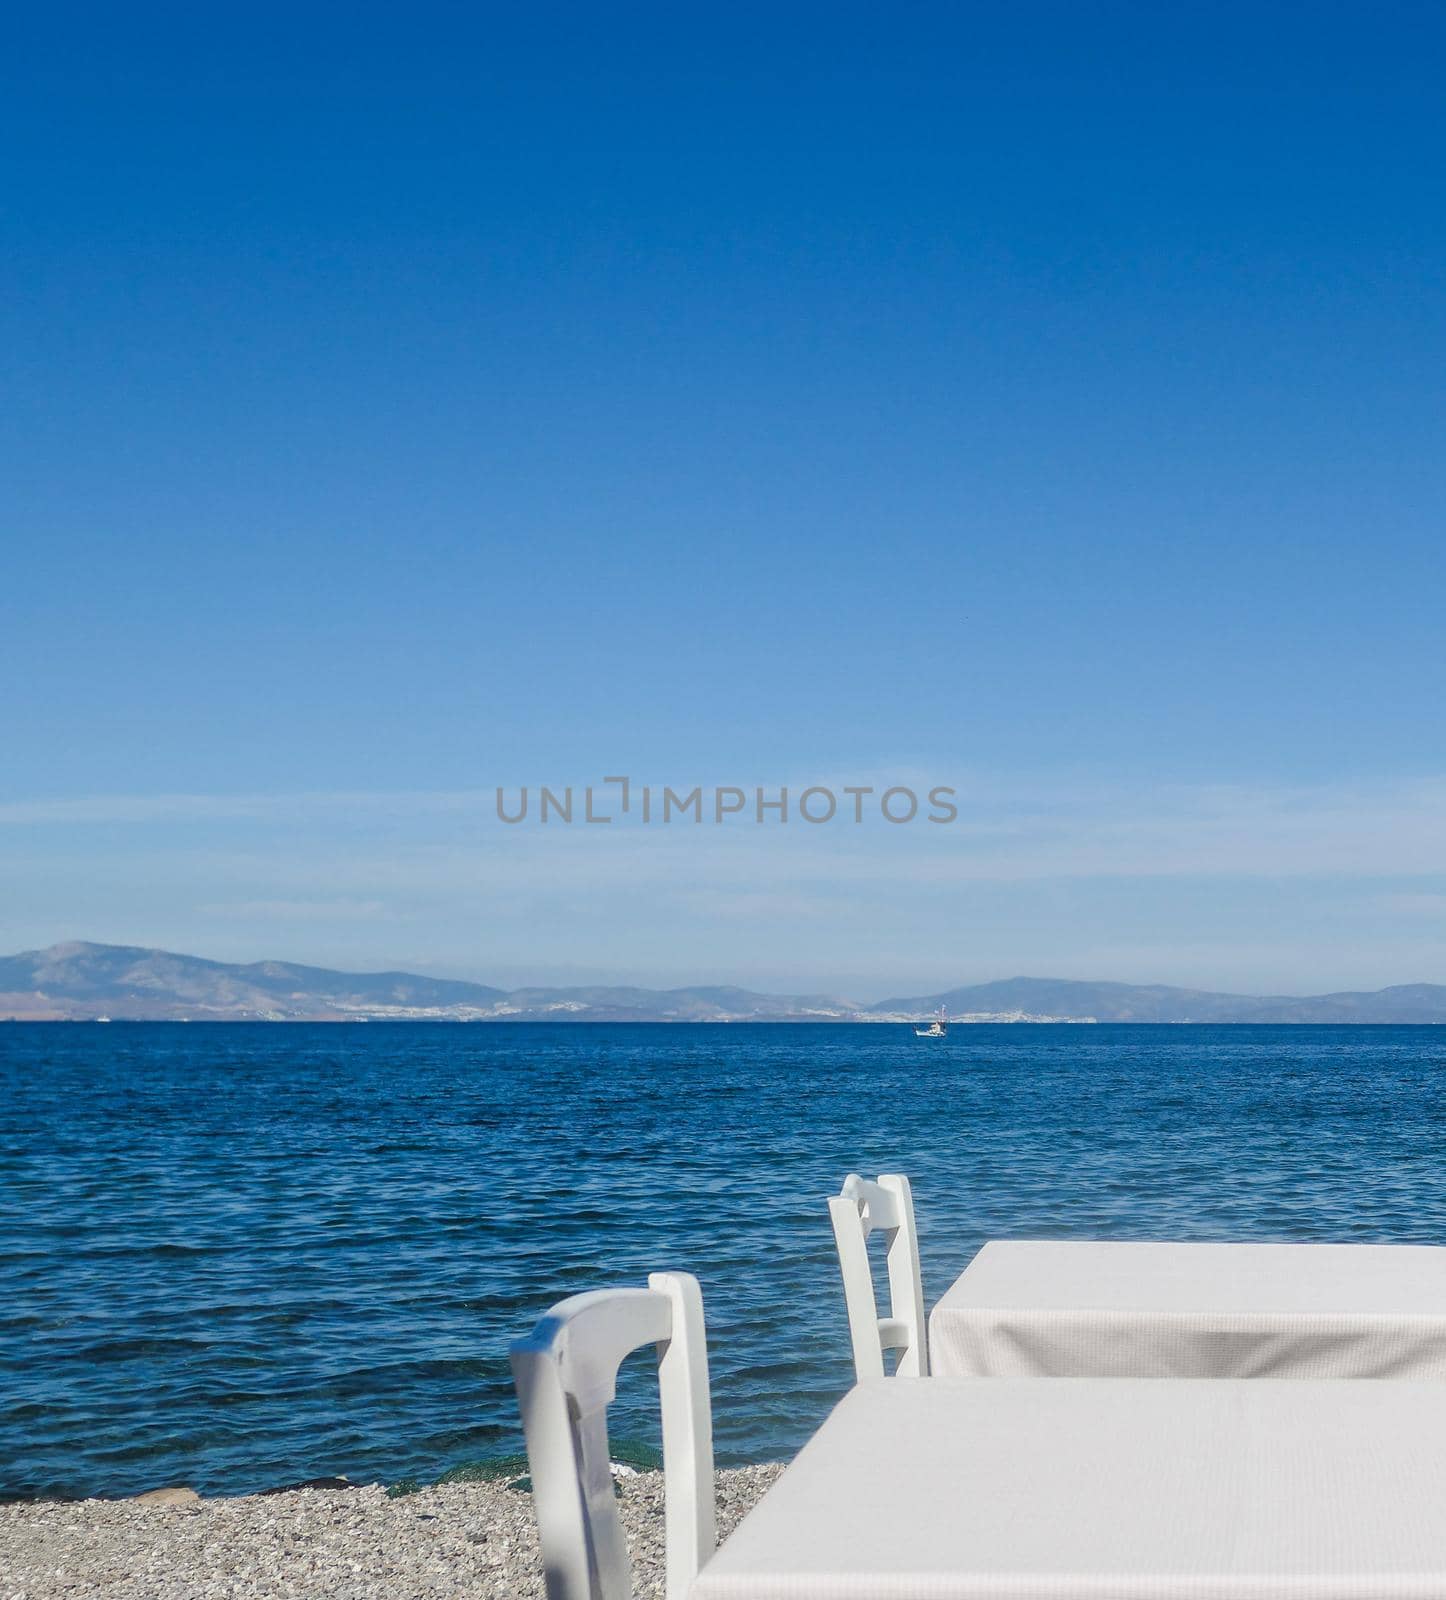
(5, 776), (1446, 888)
(197, 898), (397, 922)
(0, 790), (483, 825)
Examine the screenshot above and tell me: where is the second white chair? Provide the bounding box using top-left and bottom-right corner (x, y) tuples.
(510, 1271), (715, 1600)
(828, 1171), (928, 1379)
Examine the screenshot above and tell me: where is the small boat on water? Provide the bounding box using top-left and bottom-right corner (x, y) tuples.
(914, 1006), (948, 1038)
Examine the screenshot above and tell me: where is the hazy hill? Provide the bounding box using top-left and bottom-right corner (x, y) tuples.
(1, 942), (1444, 1023)
(870, 976), (1446, 1024)
(0, 942), (509, 1021)
(0, 943), (854, 1021)
(869, 977), (1263, 1023)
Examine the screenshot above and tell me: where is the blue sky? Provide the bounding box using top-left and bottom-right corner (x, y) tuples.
(4, 4), (1445, 995)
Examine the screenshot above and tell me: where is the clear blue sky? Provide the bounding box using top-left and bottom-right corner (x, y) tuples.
(4, 4), (1444, 994)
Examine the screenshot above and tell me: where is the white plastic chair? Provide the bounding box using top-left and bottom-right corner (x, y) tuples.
(510, 1271), (715, 1600)
(828, 1172), (928, 1379)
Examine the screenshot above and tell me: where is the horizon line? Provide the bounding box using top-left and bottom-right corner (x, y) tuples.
(7, 938), (1444, 1006)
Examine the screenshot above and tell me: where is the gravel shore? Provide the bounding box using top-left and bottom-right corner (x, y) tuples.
(1, 1465), (783, 1600)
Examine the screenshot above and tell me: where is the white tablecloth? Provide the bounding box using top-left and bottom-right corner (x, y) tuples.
(690, 1376), (1446, 1599)
(928, 1239), (1446, 1377)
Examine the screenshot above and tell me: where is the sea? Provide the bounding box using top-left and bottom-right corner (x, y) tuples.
(4, 1021), (1446, 1501)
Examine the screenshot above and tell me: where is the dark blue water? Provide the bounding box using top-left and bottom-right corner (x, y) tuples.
(4, 1022), (1446, 1500)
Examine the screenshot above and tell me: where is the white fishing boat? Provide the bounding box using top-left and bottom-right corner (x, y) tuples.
(914, 1006), (948, 1038)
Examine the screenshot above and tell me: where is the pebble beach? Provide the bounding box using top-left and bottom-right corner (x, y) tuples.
(0, 1466), (782, 1600)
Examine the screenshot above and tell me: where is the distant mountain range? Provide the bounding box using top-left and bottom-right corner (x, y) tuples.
(0, 943), (855, 1022)
(872, 976), (1446, 1025)
(2, 942), (1445, 1023)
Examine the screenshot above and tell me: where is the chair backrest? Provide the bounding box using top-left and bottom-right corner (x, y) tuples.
(510, 1271), (715, 1600)
(828, 1172), (928, 1380)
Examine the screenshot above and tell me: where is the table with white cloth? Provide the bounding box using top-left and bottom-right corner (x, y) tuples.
(927, 1239), (1446, 1377)
(689, 1376), (1446, 1600)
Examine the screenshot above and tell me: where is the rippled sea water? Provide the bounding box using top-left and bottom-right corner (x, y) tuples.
(4, 1022), (1446, 1499)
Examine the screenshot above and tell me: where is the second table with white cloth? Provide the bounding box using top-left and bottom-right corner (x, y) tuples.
(690, 1375), (1446, 1600)
(927, 1238), (1446, 1377)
